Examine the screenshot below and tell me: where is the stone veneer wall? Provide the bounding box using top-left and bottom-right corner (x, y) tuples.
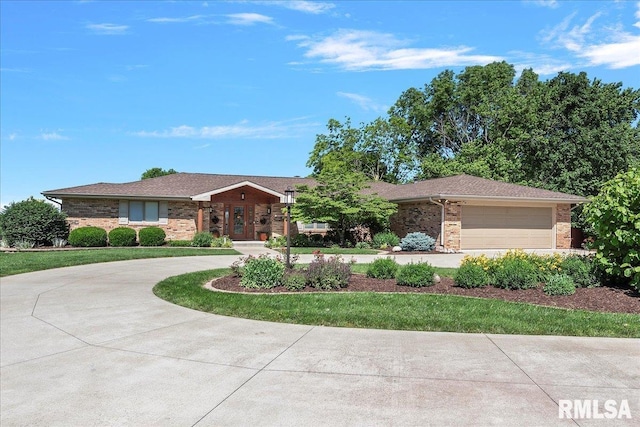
(62, 198), (200, 241)
(555, 203), (572, 249)
(390, 202), (442, 246)
(443, 202), (462, 251)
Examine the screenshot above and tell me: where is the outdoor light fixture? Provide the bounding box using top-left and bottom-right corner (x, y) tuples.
(267, 207), (271, 214)
(284, 187), (295, 269)
(241, 192), (245, 200)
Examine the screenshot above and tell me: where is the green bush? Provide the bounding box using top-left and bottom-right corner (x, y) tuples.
(454, 262), (490, 288)
(168, 240), (192, 247)
(306, 255), (352, 290)
(212, 236), (233, 248)
(372, 231), (400, 249)
(544, 274), (576, 296)
(366, 257), (399, 279)
(355, 242), (371, 249)
(584, 167), (640, 291)
(191, 231), (213, 247)
(396, 262), (435, 287)
(138, 227), (166, 246)
(108, 227), (137, 247)
(492, 258), (538, 290)
(0, 197), (69, 246)
(68, 226), (108, 247)
(399, 232), (436, 252)
(284, 271), (307, 291)
(265, 236), (286, 249)
(561, 255), (599, 288)
(240, 255), (285, 289)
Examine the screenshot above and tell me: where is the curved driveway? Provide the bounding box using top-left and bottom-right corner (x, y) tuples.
(1, 252), (638, 426)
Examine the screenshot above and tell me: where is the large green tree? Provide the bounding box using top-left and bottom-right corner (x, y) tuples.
(292, 170), (397, 246)
(141, 167), (178, 180)
(0, 198), (69, 246)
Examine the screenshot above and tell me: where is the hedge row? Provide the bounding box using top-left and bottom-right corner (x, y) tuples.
(68, 226), (166, 247)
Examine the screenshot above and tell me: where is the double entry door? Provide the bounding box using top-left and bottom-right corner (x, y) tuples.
(226, 204), (254, 241)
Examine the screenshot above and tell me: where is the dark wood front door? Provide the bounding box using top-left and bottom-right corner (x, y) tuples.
(228, 204), (254, 240)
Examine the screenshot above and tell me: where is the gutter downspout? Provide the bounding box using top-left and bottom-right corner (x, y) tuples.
(429, 197), (445, 250)
(44, 196), (62, 208)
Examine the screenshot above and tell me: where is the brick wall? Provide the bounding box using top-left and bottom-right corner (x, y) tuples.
(556, 204), (572, 249)
(62, 198), (199, 241)
(390, 202), (442, 246)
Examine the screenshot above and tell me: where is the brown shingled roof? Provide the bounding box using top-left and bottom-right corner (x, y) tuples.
(42, 173), (588, 203)
(384, 174), (588, 202)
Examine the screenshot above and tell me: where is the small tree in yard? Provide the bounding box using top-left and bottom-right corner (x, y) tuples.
(584, 167), (639, 291)
(292, 170), (397, 246)
(0, 197), (69, 246)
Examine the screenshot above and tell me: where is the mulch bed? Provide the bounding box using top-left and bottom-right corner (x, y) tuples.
(210, 274), (639, 314)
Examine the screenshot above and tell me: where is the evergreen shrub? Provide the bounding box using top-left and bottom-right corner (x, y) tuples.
(366, 257), (399, 279)
(108, 227), (137, 247)
(139, 226), (166, 246)
(399, 232), (436, 252)
(68, 226), (108, 247)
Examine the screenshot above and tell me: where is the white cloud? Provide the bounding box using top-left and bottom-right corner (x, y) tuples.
(146, 15), (204, 23)
(525, 0), (559, 9)
(337, 92), (386, 112)
(289, 29), (502, 71)
(86, 23), (129, 35)
(0, 67), (32, 73)
(41, 132), (69, 141)
(541, 8), (640, 69)
(269, 1), (335, 14)
(510, 51), (572, 75)
(133, 118), (318, 139)
(225, 13), (274, 26)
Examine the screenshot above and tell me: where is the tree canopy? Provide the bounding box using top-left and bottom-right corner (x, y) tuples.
(141, 167), (178, 180)
(292, 169), (397, 245)
(308, 61), (640, 199)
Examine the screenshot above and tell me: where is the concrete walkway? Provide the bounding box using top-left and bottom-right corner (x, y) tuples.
(1, 250), (638, 426)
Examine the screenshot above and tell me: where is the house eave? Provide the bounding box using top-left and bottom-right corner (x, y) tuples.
(190, 180), (286, 201)
(41, 192), (191, 202)
(389, 194), (590, 204)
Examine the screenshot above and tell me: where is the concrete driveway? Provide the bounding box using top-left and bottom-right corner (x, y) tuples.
(1, 252), (638, 426)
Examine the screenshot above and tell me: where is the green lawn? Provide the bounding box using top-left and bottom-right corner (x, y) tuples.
(153, 269), (640, 338)
(0, 247), (239, 277)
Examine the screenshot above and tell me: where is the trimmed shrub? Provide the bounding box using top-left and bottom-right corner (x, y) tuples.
(454, 262), (490, 288)
(306, 255), (352, 290)
(138, 226), (166, 246)
(492, 257), (538, 290)
(399, 232), (436, 252)
(0, 197), (69, 246)
(372, 231), (400, 249)
(560, 255), (599, 288)
(355, 241), (371, 249)
(367, 257), (399, 279)
(68, 226), (108, 247)
(284, 271), (306, 291)
(168, 240), (192, 247)
(396, 262), (436, 287)
(544, 274), (576, 296)
(108, 227), (137, 247)
(240, 255), (285, 289)
(191, 231), (213, 247)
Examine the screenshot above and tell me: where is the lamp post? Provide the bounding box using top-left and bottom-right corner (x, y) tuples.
(284, 187), (295, 269)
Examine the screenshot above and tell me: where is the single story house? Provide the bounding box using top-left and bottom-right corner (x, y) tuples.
(42, 173), (589, 251)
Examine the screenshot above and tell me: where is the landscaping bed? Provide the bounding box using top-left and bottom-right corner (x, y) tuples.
(210, 274), (639, 314)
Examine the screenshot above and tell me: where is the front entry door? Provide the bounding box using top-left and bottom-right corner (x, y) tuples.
(228, 204), (254, 240)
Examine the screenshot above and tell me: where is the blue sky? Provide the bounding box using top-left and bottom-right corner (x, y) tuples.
(2, 0), (639, 207)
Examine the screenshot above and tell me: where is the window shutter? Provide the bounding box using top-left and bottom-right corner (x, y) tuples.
(159, 201), (168, 224)
(118, 201), (129, 224)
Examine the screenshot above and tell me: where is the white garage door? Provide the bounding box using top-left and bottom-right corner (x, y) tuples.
(461, 206), (553, 249)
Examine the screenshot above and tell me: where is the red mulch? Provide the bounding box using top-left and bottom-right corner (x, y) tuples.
(210, 274), (639, 314)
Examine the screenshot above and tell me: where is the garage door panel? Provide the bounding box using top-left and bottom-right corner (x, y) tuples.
(461, 206), (552, 249)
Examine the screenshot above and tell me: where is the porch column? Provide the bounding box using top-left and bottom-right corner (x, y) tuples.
(197, 202), (204, 232)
